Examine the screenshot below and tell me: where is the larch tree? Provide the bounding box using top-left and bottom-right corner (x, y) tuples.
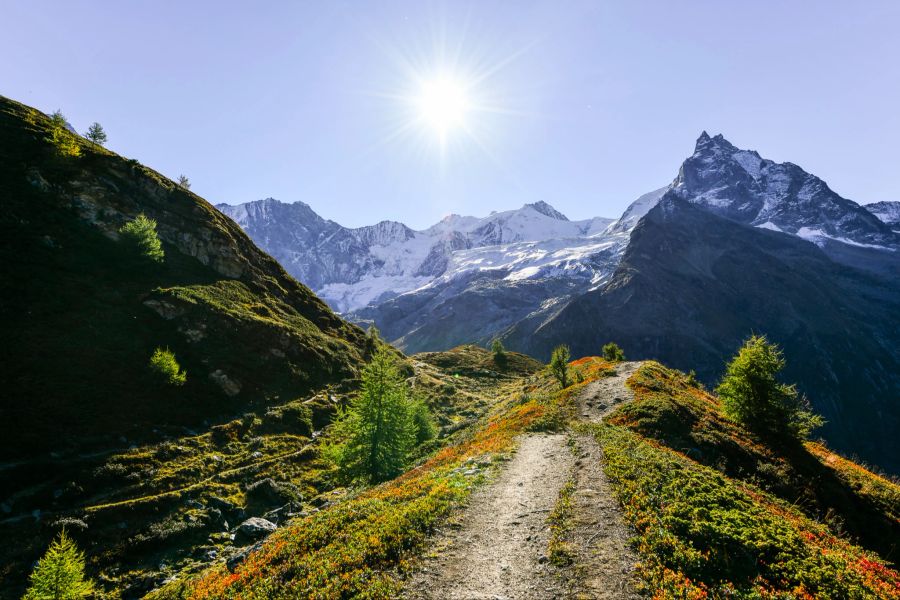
(24, 530), (94, 600)
(716, 335), (824, 440)
(549, 344), (571, 389)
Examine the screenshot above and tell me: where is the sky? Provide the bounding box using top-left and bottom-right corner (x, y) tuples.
(3, 1), (899, 229)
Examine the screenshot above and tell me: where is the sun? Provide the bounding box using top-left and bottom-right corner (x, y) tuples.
(417, 77), (469, 136)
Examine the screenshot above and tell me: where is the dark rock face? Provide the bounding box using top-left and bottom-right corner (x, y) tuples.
(866, 201), (900, 231)
(505, 197), (900, 473)
(673, 133), (898, 249)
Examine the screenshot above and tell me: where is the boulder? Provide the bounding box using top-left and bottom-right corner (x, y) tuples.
(234, 517), (276, 545)
(245, 478), (300, 508)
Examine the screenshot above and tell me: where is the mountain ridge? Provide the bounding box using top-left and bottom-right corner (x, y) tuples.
(218, 197), (618, 312)
(503, 194), (900, 471)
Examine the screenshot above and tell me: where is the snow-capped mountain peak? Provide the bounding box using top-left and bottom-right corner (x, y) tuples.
(219, 133), (897, 318)
(525, 200), (569, 221)
(217, 197), (619, 312)
(611, 133), (898, 250)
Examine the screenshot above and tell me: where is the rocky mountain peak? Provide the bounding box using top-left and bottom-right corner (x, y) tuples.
(866, 201), (900, 230)
(692, 131), (738, 156)
(524, 200), (569, 221)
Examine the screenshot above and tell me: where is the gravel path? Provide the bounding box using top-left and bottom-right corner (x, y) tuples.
(405, 433), (574, 599)
(404, 362), (644, 599)
(577, 362), (641, 423)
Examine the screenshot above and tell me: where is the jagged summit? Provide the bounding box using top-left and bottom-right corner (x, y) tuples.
(692, 131), (739, 155)
(608, 132), (900, 250)
(524, 200), (569, 221)
(866, 200), (900, 231)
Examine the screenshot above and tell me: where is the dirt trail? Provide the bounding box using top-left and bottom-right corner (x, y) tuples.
(577, 361), (641, 423)
(406, 433), (574, 599)
(405, 362), (643, 599)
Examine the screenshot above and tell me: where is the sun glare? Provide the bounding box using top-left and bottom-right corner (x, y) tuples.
(418, 78), (469, 137)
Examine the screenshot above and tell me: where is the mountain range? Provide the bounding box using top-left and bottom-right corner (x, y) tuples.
(220, 133), (900, 472)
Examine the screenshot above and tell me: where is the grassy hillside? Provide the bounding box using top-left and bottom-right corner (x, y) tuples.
(504, 197), (900, 474)
(0, 345), (541, 598)
(595, 362), (900, 598)
(148, 356), (899, 599)
(147, 348), (578, 599)
(0, 94), (369, 457)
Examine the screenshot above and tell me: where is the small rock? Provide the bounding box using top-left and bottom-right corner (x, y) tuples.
(209, 369), (241, 397)
(52, 517), (88, 532)
(246, 478), (301, 508)
(234, 517), (277, 544)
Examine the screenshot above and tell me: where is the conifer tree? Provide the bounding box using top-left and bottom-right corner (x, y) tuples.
(177, 174), (191, 189)
(491, 338), (507, 367)
(84, 122), (107, 146)
(119, 214), (164, 263)
(549, 344), (571, 389)
(717, 335), (824, 440)
(24, 530), (94, 600)
(149, 347), (186, 385)
(46, 110), (81, 157)
(602, 342), (625, 362)
(329, 347), (425, 482)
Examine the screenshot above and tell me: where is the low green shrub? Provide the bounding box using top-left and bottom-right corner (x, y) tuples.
(119, 213), (165, 263)
(149, 347), (186, 386)
(601, 342), (625, 362)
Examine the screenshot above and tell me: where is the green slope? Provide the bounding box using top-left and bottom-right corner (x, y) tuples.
(149, 357), (900, 599)
(0, 95), (368, 457)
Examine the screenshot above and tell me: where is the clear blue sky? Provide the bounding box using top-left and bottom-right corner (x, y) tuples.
(3, 1), (898, 228)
